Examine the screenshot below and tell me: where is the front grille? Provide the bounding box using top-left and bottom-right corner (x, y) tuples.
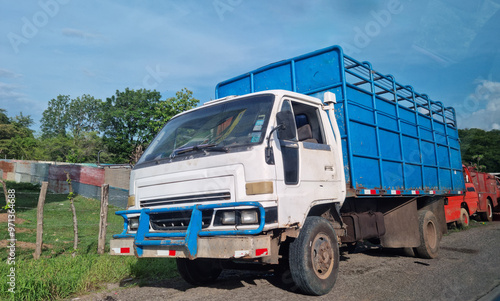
(150, 209), (213, 230)
(140, 192), (231, 208)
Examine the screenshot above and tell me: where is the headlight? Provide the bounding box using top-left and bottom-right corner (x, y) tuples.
(241, 210), (258, 224)
(221, 211), (236, 225)
(129, 217), (139, 230)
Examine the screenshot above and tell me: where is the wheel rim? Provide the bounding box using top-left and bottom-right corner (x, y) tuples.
(461, 210), (469, 226)
(487, 203), (492, 218)
(425, 220), (437, 250)
(311, 233), (334, 279)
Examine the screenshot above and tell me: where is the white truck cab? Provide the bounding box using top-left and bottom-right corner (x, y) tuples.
(111, 90), (345, 295)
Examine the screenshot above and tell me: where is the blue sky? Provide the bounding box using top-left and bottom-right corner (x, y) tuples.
(1, 0), (499, 132)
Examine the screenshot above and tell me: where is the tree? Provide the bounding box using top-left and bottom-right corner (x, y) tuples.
(40, 94), (104, 139)
(40, 95), (70, 138)
(100, 88), (162, 163)
(67, 94), (103, 137)
(459, 128), (500, 172)
(0, 109), (9, 124)
(66, 132), (109, 163)
(38, 95), (105, 163)
(148, 88), (200, 138)
(0, 109), (36, 159)
(101, 88), (199, 163)
(100, 88), (199, 163)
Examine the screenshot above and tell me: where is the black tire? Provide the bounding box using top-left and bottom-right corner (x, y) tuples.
(414, 210), (441, 259)
(402, 247), (416, 257)
(176, 258), (222, 286)
(289, 216), (339, 296)
(479, 200), (493, 222)
(456, 208), (470, 228)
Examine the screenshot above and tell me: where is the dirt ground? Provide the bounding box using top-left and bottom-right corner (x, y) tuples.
(72, 220), (500, 301)
(0, 212), (26, 224)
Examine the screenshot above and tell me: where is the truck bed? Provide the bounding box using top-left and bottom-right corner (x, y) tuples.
(216, 45), (464, 197)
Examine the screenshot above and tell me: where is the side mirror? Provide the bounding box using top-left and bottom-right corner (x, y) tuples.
(276, 111), (296, 140)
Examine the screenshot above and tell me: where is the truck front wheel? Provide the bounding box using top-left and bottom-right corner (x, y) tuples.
(414, 210), (441, 259)
(176, 258), (222, 285)
(479, 200), (493, 222)
(289, 216), (339, 296)
(456, 208), (470, 228)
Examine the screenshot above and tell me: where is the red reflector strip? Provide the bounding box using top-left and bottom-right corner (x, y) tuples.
(411, 190), (420, 195)
(256, 248), (268, 256)
(113, 247), (131, 254)
(362, 189), (377, 195)
(429, 190), (435, 195)
(390, 190), (401, 195)
(158, 249), (177, 256)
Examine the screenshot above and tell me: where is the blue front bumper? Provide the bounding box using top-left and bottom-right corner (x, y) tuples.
(113, 202), (266, 259)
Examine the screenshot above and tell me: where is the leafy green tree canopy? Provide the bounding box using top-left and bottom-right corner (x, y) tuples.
(459, 128), (500, 172)
(40, 95), (70, 138)
(101, 88), (199, 163)
(40, 94), (103, 138)
(0, 109), (36, 159)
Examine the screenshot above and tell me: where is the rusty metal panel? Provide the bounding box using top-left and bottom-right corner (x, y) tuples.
(79, 165), (105, 186)
(105, 168), (130, 190)
(0, 160), (16, 181)
(380, 199), (420, 248)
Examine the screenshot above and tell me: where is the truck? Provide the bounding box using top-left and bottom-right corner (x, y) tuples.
(467, 166), (499, 221)
(110, 45), (464, 296)
(444, 165), (479, 227)
(444, 165), (499, 227)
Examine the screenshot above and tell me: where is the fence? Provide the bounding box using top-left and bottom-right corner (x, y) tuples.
(0, 159), (130, 208)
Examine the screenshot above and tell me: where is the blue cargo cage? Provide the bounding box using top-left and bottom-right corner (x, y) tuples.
(216, 45), (464, 197)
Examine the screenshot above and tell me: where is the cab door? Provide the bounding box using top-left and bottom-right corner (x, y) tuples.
(275, 98), (340, 227)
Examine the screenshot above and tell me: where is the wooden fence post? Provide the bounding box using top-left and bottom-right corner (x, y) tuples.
(97, 184), (109, 254)
(0, 179), (8, 207)
(65, 172), (79, 257)
(34, 181), (48, 260)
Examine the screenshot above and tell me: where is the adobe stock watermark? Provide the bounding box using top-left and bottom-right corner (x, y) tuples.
(7, 0), (70, 54)
(213, 0), (244, 21)
(343, 0), (406, 55)
(134, 65), (169, 91)
(454, 80), (495, 126)
(5, 188), (17, 294)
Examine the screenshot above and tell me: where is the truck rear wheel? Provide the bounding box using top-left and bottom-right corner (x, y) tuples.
(480, 200), (493, 222)
(176, 258), (222, 285)
(289, 216), (339, 296)
(414, 210), (441, 259)
(456, 208), (470, 228)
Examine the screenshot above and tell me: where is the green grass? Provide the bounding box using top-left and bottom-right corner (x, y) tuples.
(0, 182), (178, 301)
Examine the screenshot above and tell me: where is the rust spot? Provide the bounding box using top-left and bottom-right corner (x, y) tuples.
(0, 161), (15, 174)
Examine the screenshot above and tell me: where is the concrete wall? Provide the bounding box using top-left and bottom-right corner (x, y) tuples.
(0, 159), (131, 208)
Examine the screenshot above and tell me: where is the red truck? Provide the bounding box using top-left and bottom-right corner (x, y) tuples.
(445, 166), (500, 226)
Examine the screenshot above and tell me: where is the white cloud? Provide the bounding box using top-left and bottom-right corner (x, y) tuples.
(0, 82), (24, 98)
(62, 28), (102, 40)
(0, 68), (21, 78)
(457, 80), (500, 130)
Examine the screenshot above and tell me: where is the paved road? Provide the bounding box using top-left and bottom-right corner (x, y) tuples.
(78, 220), (500, 301)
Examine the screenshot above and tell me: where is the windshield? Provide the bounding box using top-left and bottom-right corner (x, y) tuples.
(137, 94), (275, 165)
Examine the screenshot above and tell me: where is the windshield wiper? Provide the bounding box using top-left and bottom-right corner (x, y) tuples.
(170, 143), (229, 158)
